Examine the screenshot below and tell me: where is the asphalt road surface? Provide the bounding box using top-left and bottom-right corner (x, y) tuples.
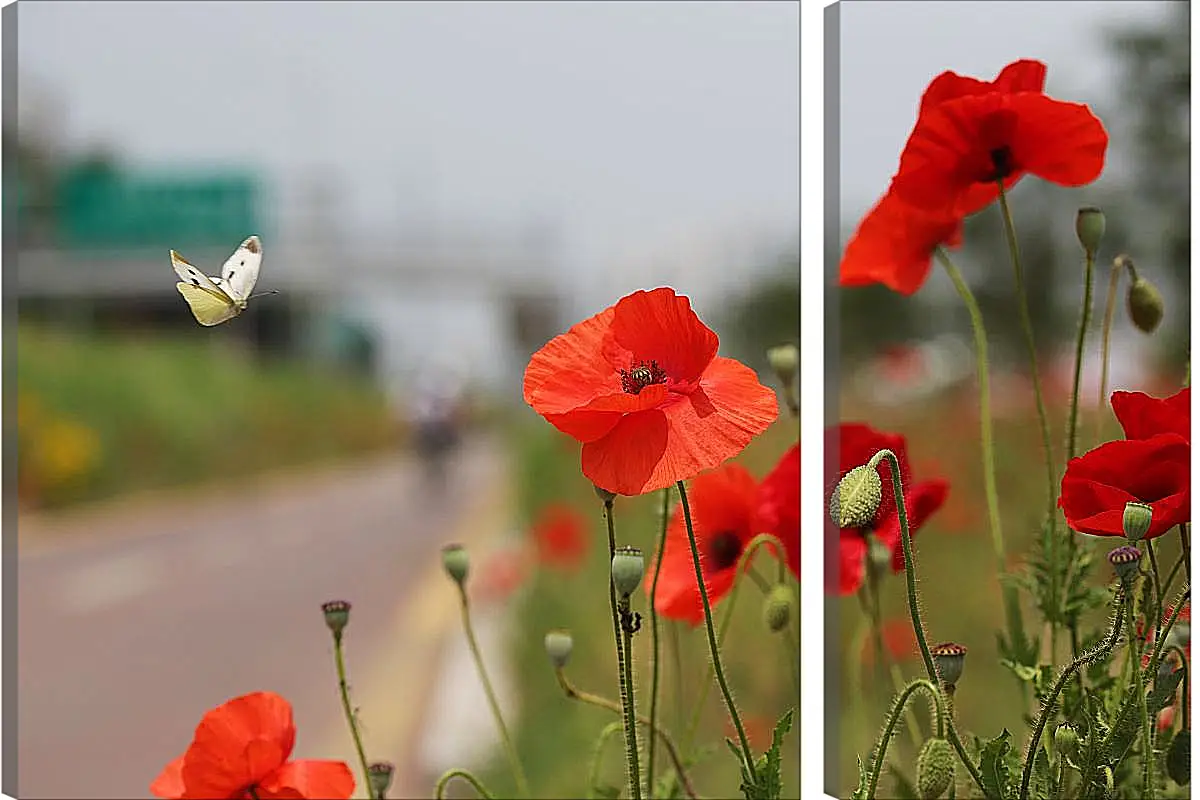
(18, 438), (509, 799)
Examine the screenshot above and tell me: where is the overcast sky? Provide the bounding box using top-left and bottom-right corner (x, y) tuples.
(838, 0), (1177, 220)
(17, 1), (800, 278)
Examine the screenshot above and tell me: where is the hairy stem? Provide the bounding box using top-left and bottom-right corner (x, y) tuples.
(435, 769), (497, 800)
(645, 488), (670, 794)
(865, 678), (947, 799)
(331, 632), (374, 799)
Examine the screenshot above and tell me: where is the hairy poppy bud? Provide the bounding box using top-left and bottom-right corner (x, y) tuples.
(368, 762), (395, 798)
(1054, 724), (1080, 761)
(321, 600), (352, 638)
(441, 543), (470, 586)
(1127, 277), (1165, 334)
(831, 465), (882, 528)
(544, 629), (574, 668)
(916, 737), (955, 799)
(1167, 729), (1190, 785)
(1075, 206), (1106, 256)
(1108, 544), (1142, 585)
(762, 584), (794, 633)
(1122, 501), (1153, 541)
(611, 546), (645, 597)
(931, 642), (967, 688)
(767, 343), (799, 387)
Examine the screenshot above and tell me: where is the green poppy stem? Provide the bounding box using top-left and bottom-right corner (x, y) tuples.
(435, 768), (497, 800)
(675, 480), (757, 781)
(645, 488), (671, 794)
(331, 632), (375, 799)
(864, 678), (947, 800)
(602, 498), (641, 800)
(1095, 258), (1123, 444)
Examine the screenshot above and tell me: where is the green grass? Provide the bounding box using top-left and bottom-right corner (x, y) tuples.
(17, 324), (397, 509)
(465, 409), (800, 799)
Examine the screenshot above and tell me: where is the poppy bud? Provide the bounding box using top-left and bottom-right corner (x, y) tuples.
(931, 642), (967, 688)
(1054, 724), (1080, 761)
(916, 737), (955, 799)
(767, 343), (799, 387)
(611, 546), (645, 597)
(368, 762), (395, 798)
(321, 600), (352, 638)
(830, 465), (882, 529)
(1108, 544), (1142, 585)
(762, 584), (794, 633)
(544, 629), (574, 668)
(1075, 206), (1106, 256)
(1122, 501), (1154, 541)
(866, 533), (893, 575)
(441, 543), (470, 586)
(593, 484), (618, 504)
(1167, 729), (1190, 785)
(1127, 277), (1165, 334)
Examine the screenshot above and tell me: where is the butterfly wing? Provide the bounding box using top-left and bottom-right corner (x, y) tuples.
(219, 236), (262, 304)
(176, 282), (240, 326)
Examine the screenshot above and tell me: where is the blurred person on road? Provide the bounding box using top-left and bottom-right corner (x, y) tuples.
(410, 368), (464, 494)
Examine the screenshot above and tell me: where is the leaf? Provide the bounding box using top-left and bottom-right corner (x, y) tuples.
(978, 729), (1014, 800)
(760, 708), (795, 800)
(849, 756), (869, 800)
(1029, 744), (1053, 800)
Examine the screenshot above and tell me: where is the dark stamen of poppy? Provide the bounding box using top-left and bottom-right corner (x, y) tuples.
(705, 530), (744, 572)
(620, 359), (668, 395)
(988, 146), (1014, 180)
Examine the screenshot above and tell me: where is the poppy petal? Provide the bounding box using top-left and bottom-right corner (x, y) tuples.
(839, 190), (963, 295)
(604, 288), (719, 384)
(524, 306), (621, 416)
(759, 443), (800, 579)
(1111, 387), (1190, 442)
(256, 760), (356, 799)
(832, 531), (867, 595)
(1006, 93), (1108, 187)
(150, 755), (187, 799)
(582, 358), (777, 495)
(179, 692), (296, 798)
(876, 478), (951, 573)
(918, 59), (1046, 112)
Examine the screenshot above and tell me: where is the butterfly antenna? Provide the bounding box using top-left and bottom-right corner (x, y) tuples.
(249, 289), (281, 299)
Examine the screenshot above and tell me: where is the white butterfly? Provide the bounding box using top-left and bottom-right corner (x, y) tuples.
(170, 235), (273, 326)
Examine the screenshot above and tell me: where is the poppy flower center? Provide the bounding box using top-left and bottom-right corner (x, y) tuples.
(705, 530), (743, 572)
(988, 146), (1014, 180)
(620, 359), (668, 395)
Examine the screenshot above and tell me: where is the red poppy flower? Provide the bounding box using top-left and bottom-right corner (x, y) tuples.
(472, 546), (530, 605)
(826, 423), (949, 595)
(531, 503), (588, 571)
(917, 58), (1047, 113)
(650, 464), (779, 625)
(1059, 433), (1190, 540)
(151, 691), (354, 799)
(839, 188), (964, 296)
(523, 288), (779, 496)
(758, 443), (800, 580)
(892, 90), (1108, 219)
(862, 618), (917, 666)
(1111, 387), (1190, 442)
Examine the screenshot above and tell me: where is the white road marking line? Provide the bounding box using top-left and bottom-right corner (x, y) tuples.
(58, 551), (163, 615)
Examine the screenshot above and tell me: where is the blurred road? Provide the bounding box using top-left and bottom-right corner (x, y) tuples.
(18, 437), (511, 799)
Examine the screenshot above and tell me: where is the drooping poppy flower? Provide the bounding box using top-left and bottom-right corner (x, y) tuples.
(827, 423), (949, 595)
(151, 691), (354, 800)
(839, 188), (964, 296)
(758, 443), (800, 580)
(1111, 387), (1190, 443)
(892, 90), (1108, 219)
(1059, 433), (1190, 540)
(650, 464), (779, 625)
(523, 287), (779, 496)
(531, 503), (588, 572)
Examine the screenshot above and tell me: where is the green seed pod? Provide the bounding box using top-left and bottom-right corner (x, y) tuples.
(1127, 277), (1165, 334)
(1075, 206), (1106, 256)
(367, 762), (395, 798)
(1122, 501), (1154, 541)
(1054, 724), (1080, 762)
(1107, 544), (1142, 585)
(611, 546), (645, 597)
(931, 642), (967, 687)
(321, 600), (352, 638)
(441, 543), (470, 586)
(916, 737), (955, 799)
(544, 629), (574, 668)
(830, 465), (882, 529)
(762, 584), (794, 633)
(1167, 729), (1190, 785)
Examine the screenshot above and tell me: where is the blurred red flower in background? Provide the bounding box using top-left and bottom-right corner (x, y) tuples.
(758, 443), (800, 580)
(531, 503), (588, 572)
(828, 423), (949, 595)
(523, 287), (778, 496)
(1059, 433), (1190, 540)
(151, 691), (354, 799)
(861, 618), (918, 666)
(472, 546), (531, 605)
(651, 464), (779, 625)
